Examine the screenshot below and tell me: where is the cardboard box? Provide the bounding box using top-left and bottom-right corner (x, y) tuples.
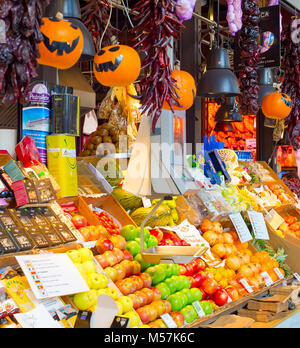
(46, 135), (78, 198)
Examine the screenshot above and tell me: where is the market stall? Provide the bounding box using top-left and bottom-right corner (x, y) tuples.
(0, 0), (299, 331)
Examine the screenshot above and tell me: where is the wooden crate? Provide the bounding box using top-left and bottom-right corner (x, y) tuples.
(247, 294), (289, 313)
(82, 195), (136, 228)
(237, 308), (288, 323)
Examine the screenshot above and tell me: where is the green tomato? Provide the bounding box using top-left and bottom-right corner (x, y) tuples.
(126, 241), (140, 257)
(200, 301), (213, 315)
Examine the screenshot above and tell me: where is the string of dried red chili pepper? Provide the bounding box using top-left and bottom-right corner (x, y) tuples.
(0, 0), (49, 105)
(131, 0), (185, 133)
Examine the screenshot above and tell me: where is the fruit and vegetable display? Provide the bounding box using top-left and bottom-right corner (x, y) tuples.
(282, 176), (300, 199)
(273, 214), (300, 240)
(0, 0), (50, 104)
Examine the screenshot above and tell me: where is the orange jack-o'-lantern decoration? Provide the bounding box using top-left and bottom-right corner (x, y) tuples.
(37, 16), (84, 70)
(93, 45), (141, 87)
(262, 92), (293, 120)
(163, 70), (197, 111)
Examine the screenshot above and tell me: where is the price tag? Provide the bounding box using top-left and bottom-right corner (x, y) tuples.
(192, 301), (206, 318)
(293, 273), (300, 282)
(83, 241), (97, 249)
(142, 197), (152, 208)
(239, 279), (254, 293)
(160, 313), (177, 328)
(274, 268), (285, 280)
(261, 272), (274, 287)
(227, 296), (233, 304)
(247, 211), (269, 240)
(265, 209), (285, 231)
(229, 213), (253, 243)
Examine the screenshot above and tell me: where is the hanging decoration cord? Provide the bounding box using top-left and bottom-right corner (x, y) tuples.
(99, 0), (113, 50)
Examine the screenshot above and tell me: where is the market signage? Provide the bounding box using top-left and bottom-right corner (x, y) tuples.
(234, 5), (281, 70)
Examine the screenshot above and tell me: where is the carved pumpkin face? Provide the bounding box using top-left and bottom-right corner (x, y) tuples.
(163, 70), (197, 111)
(93, 45), (141, 87)
(37, 17), (84, 70)
(262, 92), (293, 120)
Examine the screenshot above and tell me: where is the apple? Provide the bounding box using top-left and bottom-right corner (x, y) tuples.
(104, 267), (119, 282)
(122, 250), (134, 261)
(105, 287), (119, 300)
(113, 264), (126, 281)
(179, 265), (187, 275)
(134, 253), (151, 272)
(170, 275), (184, 292)
(180, 289), (194, 305)
(73, 290), (98, 311)
(87, 273), (108, 290)
(121, 225), (138, 241)
(162, 300), (172, 313)
(139, 273), (152, 288)
(200, 300), (213, 315)
(151, 319), (167, 328)
(194, 258), (206, 272)
(190, 288), (203, 302)
(103, 251), (118, 267)
(117, 279), (135, 296)
(94, 255), (109, 269)
(82, 261), (97, 275)
(112, 248), (125, 264)
(96, 238), (114, 254)
(135, 291), (149, 307)
(67, 250), (82, 264)
(165, 278), (177, 295)
(126, 241), (140, 257)
(171, 264), (180, 276)
(178, 275), (191, 289)
(150, 228), (163, 243)
(88, 228), (101, 241)
(213, 289), (229, 307)
(147, 235), (158, 248)
(94, 225), (109, 239)
(71, 215), (88, 229)
(156, 283), (171, 300)
(147, 305), (158, 322)
(170, 311), (185, 327)
(146, 265), (166, 285)
(140, 288), (154, 305)
(180, 305), (198, 324)
(118, 296), (133, 313)
(202, 278), (219, 296)
(168, 294), (183, 312)
(131, 261), (141, 275)
(152, 300), (166, 317)
(128, 293), (142, 310)
(123, 310), (141, 328)
(74, 263), (87, 280)
(179, 293), (189, 308)
(192, 271), (207, 288)
(119, 260), (134, 277)
(136, 307), (151, 324)
(130, 276), (144, 291)
(150, 287), (161, 301)
(110, 235), (127, 250)
(78, 248), (93, 262)
(161, 264), (173, 278)
(79, 228), (91, 242)
(188, 276), (197, 288)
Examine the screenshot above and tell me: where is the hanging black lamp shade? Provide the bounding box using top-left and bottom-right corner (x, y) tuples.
(258, 68), (275, 107)
(198, 48), (241, 98)
(45, 0), (96, 61)
(215, 97), (242, 122)
(214, 122), (234, 132)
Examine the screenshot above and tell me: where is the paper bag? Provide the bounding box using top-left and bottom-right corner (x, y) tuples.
(123, 116), (152, 197)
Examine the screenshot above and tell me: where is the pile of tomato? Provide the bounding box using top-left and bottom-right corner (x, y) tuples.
(94, 211), (121, 236)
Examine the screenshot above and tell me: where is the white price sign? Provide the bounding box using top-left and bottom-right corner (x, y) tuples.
(248, 211), (269, 240)
(274, 268), (285, 280)
(261, 272), (274, 287)
(192, 301), (206, 318)
(229, 213), (253, 243)
(239, 279), (254, 293)
(160, 313), (177, 328)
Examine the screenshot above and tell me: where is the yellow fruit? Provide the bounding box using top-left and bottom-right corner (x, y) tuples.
(123, 311), (140, 328)
(115, 301), (123, 315)
(219, 279), (228, 288)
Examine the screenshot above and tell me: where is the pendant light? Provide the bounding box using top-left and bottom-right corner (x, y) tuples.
(198, 0), (241, 98)
(257, 68), (276, 128)
(215, 97), (242, 122)
(45, 0), (96, 61)
(214, 122), (234, 132)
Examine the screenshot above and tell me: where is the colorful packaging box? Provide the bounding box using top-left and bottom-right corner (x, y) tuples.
(46, 135), (78, 198)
